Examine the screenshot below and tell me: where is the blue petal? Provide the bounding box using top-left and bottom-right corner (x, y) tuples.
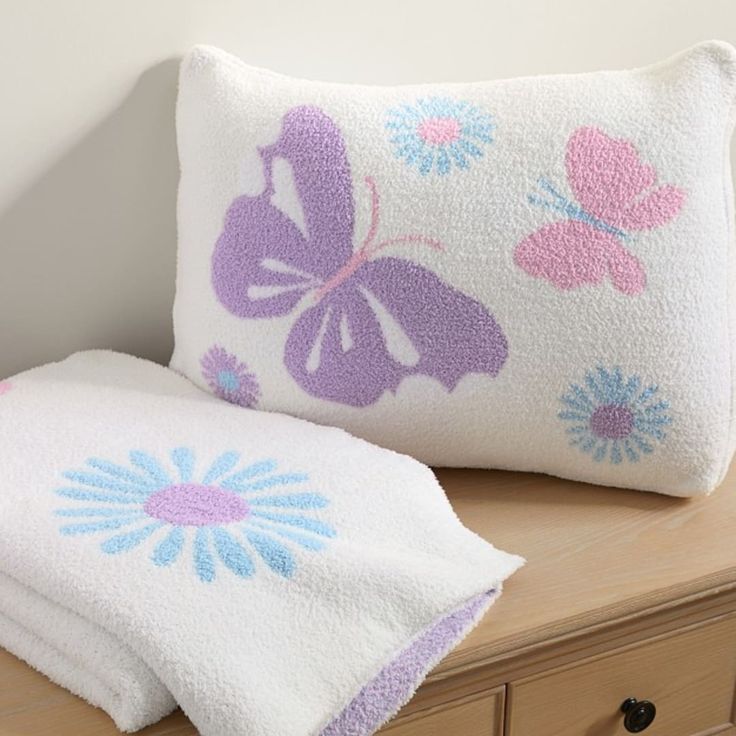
(608, 366), (625, 401)
(448, 143), (468, 169)
(619, 375), (642, 404)
(247, 520), (326, 551)
(638, 420), (671, 437)
(248, 493), (328, 509)
(388, 119), (417, 132)
(250, 511), (336, 538)
(86, 459), (156, 488)
(397, 143), (424, 164)
(585, 371), (607, 404)
(55, 487), (145, 505)
(634, 384), (659, 406)
(152, 526), (185, 566)
(624, 440), (639, 462)
(635, 424), (667, 441)
(129, 451), (171, 485)
(203, 452), (240, 484)
(212, 528), (254, 578)
(220, 459), (277, 488)
(60, 515), (144, 535)
(101, 522), (163, 554)
(399, 103), (422, 120)
(560, 395), (593, 413)
(610, 441), (623, 465)
(636, 411), (672, 425)
(171, 448), (195, 482)
(436, 148), (451, 175)
(389, 132), (419, 145)
(194, 528), (216, 582)
(580, 437), (596, 453)
(463, 124), (493, 143)
(230, 473), (308, 494)
(630, 434), (654, 454)
(642, 400), (670, 415)
(558, 410), (589, 422)
(418, 151), (434, 175)
(55, 506), (142, 517)
(569, 384), (594, 409)
(458, 139), (483, 158)
(61, 471), (149, 496)
(593, 442), (608, 462)
(596, 366), (615, 399)
(245, 530), (295, 578)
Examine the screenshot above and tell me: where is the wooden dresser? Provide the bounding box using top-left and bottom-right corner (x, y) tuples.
(3, 464), (736, 736)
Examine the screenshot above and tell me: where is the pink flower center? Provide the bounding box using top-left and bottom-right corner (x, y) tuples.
(0, 382), (12, 396)
(589, 404), (634, 440)
(144, 483), (249, 526)
(417, 117), (461, 145)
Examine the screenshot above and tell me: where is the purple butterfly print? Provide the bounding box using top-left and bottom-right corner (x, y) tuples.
(212, 105), (507, 407)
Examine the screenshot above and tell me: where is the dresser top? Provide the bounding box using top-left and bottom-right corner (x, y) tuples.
(433, 462), (736, 678)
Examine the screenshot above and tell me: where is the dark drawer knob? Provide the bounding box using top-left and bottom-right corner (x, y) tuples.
(620, 697), (656, 732)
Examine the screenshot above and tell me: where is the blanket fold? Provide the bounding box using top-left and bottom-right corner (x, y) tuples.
(0, 351), (523, 736)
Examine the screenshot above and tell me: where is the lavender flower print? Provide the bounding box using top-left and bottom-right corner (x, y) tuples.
(558, 366), (672, 464)
(201, 346), (260, 408)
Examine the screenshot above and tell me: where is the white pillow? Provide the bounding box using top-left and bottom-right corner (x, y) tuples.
(171, 42), (736, 496)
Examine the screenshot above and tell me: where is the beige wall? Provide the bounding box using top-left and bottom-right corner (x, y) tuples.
(1, 0), (734, 378)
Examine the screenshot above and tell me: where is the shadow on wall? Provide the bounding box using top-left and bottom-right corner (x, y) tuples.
(0, 58), (180, 379)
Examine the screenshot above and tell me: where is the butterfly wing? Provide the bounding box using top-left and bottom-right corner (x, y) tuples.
(359, 258), (508, 388)
(514, 220), (646, 295)
(284, 288), (399, 407)
(565, 127), (684, 231)
(212, 106), (355, 318)
(284, 257), (508, 407)
(613, 185), (685, 231)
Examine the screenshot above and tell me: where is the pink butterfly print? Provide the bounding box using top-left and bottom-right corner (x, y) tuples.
(514, 127), (685, 295)
(212, 106), (507, 408)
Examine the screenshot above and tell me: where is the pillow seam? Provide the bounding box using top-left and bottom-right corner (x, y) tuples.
(717, 89), (736, 487)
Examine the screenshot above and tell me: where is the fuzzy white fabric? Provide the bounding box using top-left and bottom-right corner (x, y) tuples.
(0, 351), (522, 735)
(171, 41), (736, 496)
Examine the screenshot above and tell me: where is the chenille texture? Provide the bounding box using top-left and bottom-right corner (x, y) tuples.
(0, 351), (523, 736)
(171, 42), (736, 496)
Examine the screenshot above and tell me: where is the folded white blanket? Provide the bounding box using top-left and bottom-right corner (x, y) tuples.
(0, 351), (523, 736)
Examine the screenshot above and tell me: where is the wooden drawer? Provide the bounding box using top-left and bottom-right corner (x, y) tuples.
(379, 686), (504, 736)
(507, 615), (736, 736)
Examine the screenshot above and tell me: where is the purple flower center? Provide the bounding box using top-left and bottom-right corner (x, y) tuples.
(144, 484), (249, 526)
(418, 117), (461, 145)
(589, 404), (634, 439)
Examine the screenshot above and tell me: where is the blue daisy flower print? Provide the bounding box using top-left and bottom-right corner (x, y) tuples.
(558, 366), (673, 464)
(54, 448), (335, 581)
(385, 97), (494, 175)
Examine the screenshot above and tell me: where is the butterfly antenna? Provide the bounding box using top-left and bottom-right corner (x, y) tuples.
(528, 177), (569, 216)
(361, 175), (444, 255)
(373, 235), (444, 253)
(361, 176), (381, 252)
(537, 177), (565, 200)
